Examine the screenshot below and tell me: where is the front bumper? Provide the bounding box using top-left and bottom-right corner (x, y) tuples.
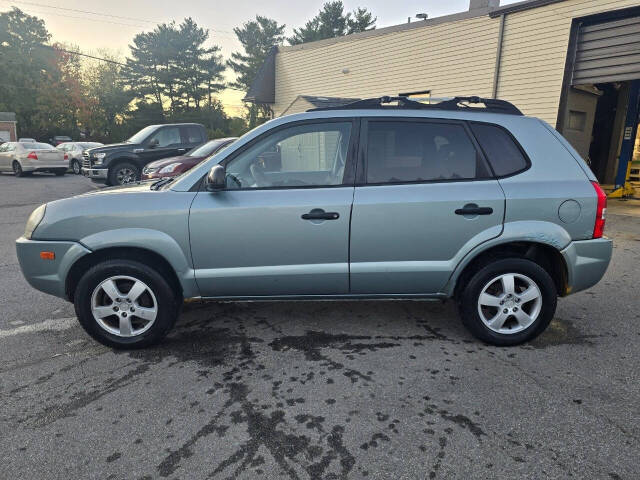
(82, 167), (108, 179)
(561, 237), (613, 295)
(16, 237), (91, 299)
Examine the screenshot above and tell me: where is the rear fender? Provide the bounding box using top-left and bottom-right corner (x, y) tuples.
(443, 221), (572, 296)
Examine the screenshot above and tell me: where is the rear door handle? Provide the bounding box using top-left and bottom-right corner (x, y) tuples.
(301, 208), (340, 220)
(455, 206), (493, 216)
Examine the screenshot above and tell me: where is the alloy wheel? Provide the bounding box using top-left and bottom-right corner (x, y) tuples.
(116, 167), (136, 184)
(477, 273), (542, 334)
(90, 275), (158, 337)
(72, 160), (81, 174)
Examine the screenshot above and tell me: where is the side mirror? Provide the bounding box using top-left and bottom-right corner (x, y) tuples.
(206, 164), (226, 191)
(148, 138), (159, 149)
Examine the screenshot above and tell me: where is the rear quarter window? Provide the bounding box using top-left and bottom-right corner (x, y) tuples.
(469, 123), (529, 177)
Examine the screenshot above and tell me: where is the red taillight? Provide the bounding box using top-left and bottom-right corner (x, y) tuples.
(27, 151), (38, 160)
(64, 153), (68, 160)
(591, 181), (607, 239)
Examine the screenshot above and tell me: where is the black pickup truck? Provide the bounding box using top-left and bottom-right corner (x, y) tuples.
(82, 123), (207, 185)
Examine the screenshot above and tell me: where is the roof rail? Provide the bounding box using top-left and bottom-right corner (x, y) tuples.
(308, 95), (524, 116)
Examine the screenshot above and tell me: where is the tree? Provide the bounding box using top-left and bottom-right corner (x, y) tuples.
(0, 8), (52, 137)
(228, 16), (285, 128)
(288, 2), (376, 45)
(124, 18), (226, 117)
(81, 50), (133, 141)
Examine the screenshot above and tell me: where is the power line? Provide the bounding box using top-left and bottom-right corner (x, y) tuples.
(6, 0), (161, 24)
(38, 44), (129, 66)
(3, 0), (235, 34)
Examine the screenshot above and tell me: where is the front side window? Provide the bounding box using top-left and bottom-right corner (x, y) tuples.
(366, 121), (489, 184)
(225, 122), (352, 189)
(148, 127), (181, 148)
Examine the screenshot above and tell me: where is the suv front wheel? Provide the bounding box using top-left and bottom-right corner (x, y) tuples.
(108, 162), (140, 186)
(458, 258), (557, 346)
(73, 259), (180, 349)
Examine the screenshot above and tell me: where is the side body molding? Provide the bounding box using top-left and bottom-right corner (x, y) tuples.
(80, 228), (199, 298)
(443, 221), (573, 296)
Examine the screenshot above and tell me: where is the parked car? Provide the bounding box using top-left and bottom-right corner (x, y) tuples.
(82, 123), (207, 186)
(50, 136), (73, 146)
(141, 137), (236, 180)
(16, 96), (612, 349)
(18, 138), (36, 143)
(0, 141), (67, 177)
(57, 142), (103, 174)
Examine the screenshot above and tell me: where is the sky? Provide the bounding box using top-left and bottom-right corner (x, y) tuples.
(1, 0), (522, 116)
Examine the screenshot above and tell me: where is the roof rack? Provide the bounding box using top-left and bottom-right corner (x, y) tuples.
(308, 96), (523, 116)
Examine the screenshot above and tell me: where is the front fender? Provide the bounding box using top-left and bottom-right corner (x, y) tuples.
(105, 152), (139, 166)
(443, 221), (572, 296)
(80, 228), (199, 298)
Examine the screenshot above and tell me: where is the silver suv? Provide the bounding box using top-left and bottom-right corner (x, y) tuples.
(16, 97), (612, 349)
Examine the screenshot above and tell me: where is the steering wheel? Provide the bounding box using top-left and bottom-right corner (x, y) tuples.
(250, 163), (268, 187)
(226, 173), (242, 189)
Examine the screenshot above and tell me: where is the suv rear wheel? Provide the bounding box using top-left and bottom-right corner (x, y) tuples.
(458, 258), (557, 346)
(108, 162), (139, 186)
(73, 259), (180, 349)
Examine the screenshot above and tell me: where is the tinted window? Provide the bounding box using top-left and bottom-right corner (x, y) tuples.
(469, 123), (528, 177)
(184, 126), (204, 144)
(366, 121), (489, 184)
(149, 127), (181, 148)
(226, 122), (352, 189)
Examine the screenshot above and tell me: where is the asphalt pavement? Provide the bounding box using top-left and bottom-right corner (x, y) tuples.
(1, 172), (639, 479)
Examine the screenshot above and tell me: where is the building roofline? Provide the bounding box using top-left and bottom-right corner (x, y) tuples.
(279, 6), (496, 53)
(489, 0), (567, 18)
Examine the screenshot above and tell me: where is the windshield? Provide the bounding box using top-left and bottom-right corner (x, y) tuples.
(188, 140), (227, 157)
(126, 125), (157, 144)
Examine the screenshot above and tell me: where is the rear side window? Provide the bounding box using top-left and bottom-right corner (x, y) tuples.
(469, 123), (528, 177)
(183, 126), (204, 144)
(365, 121), (490, 184)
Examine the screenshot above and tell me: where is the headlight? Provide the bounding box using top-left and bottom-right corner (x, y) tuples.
(159, 163), (181, 174)
(24, 204), (46, 239)
(93, 152), (106, 165)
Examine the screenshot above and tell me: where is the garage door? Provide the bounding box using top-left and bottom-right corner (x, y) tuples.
(573, 15), (640, 85)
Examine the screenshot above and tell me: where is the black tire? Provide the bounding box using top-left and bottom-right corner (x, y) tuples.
(108, 162), (139, 186)
(13, 161), (25, 177)
(73, 259), (180, 349)
(458, 258), (557, 346)
(54, 168), (66, 176)
(71, 159), (82, 174)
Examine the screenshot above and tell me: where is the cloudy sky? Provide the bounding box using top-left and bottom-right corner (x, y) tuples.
(1, 0), (521, 115)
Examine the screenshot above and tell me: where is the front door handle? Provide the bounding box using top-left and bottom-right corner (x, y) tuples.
(301, 208), (340, 220)
(455, 206), (493, 216)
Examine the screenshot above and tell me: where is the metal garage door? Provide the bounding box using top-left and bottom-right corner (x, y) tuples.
(572, 15), (640, 85)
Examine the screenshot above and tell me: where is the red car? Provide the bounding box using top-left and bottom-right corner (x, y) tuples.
(141, 137), (237, 180)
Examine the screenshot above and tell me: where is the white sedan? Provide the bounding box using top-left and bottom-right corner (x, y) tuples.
(0, 141), (68, 177)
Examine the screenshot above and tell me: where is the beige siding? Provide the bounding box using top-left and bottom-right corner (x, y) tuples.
(274, 16), (501, 115)
(497, 0), (640, 125)
(273, 0), (640, 125)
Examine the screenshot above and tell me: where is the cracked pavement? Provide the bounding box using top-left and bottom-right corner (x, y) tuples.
(1, 173), (639, 479)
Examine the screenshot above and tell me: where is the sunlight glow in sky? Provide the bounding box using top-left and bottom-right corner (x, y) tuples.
(1, 0), (522, 116)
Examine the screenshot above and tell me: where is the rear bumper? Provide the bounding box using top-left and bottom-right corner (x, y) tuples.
(20, 159), (68, 172)
(561, 237), (613, 295)
(15, 237), (91, 299)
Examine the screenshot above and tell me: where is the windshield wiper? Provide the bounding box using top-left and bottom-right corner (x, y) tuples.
(150, 177), (175, 190)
